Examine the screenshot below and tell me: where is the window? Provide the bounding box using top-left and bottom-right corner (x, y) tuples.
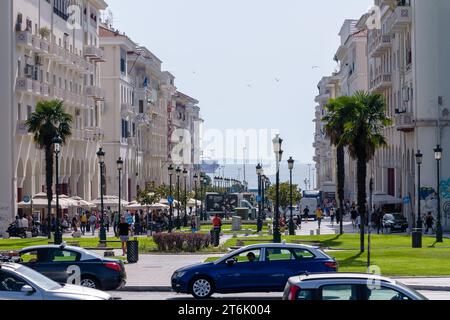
(294, 289), (315, 301)
(292, 248), (315, 260)
(20, 250), (39, 263)
(0, 271), (28, 292)
(27, 105), (32, 120)
(321, 285), (359, 300)
(265, 248), (294, 261)
(230, 249), (261, 263)
(48, 249), (80, 263)
(367, 287), (411, 301)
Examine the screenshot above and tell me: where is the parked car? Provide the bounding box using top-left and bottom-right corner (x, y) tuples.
(172, 243), (338, 299)
(0, 262), (112, 300)
(382, 213), (408, 232)
(18, 244), (126, 291)
(283, 273), (427, 300)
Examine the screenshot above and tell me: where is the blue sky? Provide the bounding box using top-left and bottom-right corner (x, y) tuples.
(104, 0), (372, 170)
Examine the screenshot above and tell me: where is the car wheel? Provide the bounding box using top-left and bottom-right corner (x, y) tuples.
(190, 277), (214, 299)
(80, 276), (100, 289)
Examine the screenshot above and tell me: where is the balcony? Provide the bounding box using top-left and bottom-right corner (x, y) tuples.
(39, 39), (50, 55)
(315, 93), (330, 104)
(121, 103), (137, 118)
(16, 31), (33, 49)
(395, 112), (415, 132)
(49, 86), (65, 100)
(16, 120), (29, 136)
(85, 86), (105, 101)
(40, 82), (49, 97)
(386, 6), (412, 34)
(83, 129), (94, 141)
(369, 34), (391, 58)
(16, 77), (33, 93)
(84, 46), (106, 62)
(370, 73), (392, 93)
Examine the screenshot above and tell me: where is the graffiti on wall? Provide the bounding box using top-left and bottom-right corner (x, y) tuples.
(441, 179), (450, 227)
(419, 187), (437, 217)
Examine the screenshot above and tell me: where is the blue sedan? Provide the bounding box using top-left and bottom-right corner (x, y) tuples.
(171, 243), (338, 299)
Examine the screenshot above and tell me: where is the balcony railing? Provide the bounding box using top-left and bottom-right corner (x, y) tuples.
(16, 31), (33, 49)
(370, 73), (392, 92)
(85, 86), (105, 101)
(16, 77), (33, 93)
(386, 5), (412, 34)
(369, 34), (391, 57)
(395, 112), (415, 132)
(84, 46), (106, 62)
(121, 103), (137, 118)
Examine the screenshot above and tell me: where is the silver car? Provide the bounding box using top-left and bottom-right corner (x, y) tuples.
(0, 263), (112, 300)
(283, 273), (428, 300)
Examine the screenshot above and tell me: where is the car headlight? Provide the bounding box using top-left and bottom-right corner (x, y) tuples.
(174, 271), (187, 278)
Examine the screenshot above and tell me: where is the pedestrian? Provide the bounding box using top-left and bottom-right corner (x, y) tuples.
(117, 216), (130, 256)
(80, 212), (87, 235)
(125, 210), (134, 236)
(316, 206), (324, 229)
(191, 217), (197, 233)
(113, 211), (120, 237)
(356, 214), (361, 230)
(71, 216), (78, 232)
(104, 213), (110, 233)
(296, 213), (302, 229)
(351, 206), (358, 229)
(425, 212), (434, 234)
(134, 212), (141, 235)
(212, 214), (222, 246)
(330, 207), (336, 227)
(89, 213), (97, 236)
(303, 206), (310, 223)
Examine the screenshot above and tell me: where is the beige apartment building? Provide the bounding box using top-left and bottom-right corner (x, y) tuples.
(0, 0), (108, 233)
(315, 0), (450, 230)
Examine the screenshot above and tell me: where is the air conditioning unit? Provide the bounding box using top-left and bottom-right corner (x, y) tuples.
(24, 65), (34, 78)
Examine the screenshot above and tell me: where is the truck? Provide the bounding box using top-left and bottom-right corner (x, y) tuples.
(205, 192), (257, 218)
(300, 190), (322, 220)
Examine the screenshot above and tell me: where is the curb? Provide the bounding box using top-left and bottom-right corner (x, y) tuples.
(410, 285), (450, 292)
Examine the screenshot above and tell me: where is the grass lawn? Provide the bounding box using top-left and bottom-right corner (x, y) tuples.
(212, 234), (450, 276)
(180, 224), (269, 235)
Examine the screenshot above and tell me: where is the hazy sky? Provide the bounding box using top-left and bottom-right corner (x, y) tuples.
(105, 0), (372, 166)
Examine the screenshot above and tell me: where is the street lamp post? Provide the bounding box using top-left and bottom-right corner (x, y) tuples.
(168, 165), (174, 233)
(288, 157), (295, 236)
(413, 150), (423, 248)
(261, 176), (266, 221)
(117, 157), (123, 217)
(272, 135), (283, 243)
(176, 167), (181, 229)
(194, 173), (198, 218)
(435, 145), (443, 243)
(97, 148), (107, 242)
(256, 164), (263, 233)
(53, 136), (63, 245)
(202, 173), (207, 220)
(183, 168), (188, 227)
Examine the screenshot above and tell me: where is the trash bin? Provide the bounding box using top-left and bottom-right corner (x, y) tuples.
(127, 238), (139, 263)
(412, 228), (422, 248)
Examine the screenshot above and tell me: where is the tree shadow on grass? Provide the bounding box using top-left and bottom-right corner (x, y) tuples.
(335, 251), (367, 269)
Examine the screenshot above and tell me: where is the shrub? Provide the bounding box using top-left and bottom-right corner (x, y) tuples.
(153, 233), (211, 252)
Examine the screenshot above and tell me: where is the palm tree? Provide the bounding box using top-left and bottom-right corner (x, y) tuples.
(26, 100), (72, 239)
(340, 91), (392, 252)
(322, 96), (356, 235)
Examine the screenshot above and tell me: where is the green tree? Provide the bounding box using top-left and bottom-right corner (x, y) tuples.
(26, 100), (72, 239)
(322, 96), (356, 235)
(267, 182), (302, 210)
(340, 91), (391, 253)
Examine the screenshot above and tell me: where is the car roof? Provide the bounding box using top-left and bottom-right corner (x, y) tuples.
(295, 273), (396, 284)
(19, 245), (83, 252)
(240, 243), (320, 250)
(0, 262), (22, 271)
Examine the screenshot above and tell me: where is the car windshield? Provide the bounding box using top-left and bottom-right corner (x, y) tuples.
(384, 214), (394, 220)
(16, 265), (61, 291)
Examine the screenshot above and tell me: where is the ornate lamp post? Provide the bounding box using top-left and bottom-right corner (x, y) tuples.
(53, 136), (63, 245)
(97, 148), (107, 241)
(288, 157), (296, 236)
(117, 158), (123, 218)
(176, 167), (181, 229)
(261, 175), (266, 221)
(194, 173), (199, 218)
(183, 168), (189, 227)
(200, 172), (206, 221)
(272, 134), (283, 243)
(167, 164), (174, 233)
(413, 150), (423, 248)
(435, 145), (443, 243)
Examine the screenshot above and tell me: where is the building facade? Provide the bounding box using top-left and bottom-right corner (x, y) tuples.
(0, 0), (108, 233)
(315, 0), (450, 230)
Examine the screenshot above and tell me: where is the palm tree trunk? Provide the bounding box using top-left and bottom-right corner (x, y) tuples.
(337, 145), (345, 235)
(45, 144), (53, 240)
(357, 153), (367, 253)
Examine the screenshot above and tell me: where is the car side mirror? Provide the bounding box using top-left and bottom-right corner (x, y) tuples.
(226, 259), (236, 267)
(21, 285), (35, 294)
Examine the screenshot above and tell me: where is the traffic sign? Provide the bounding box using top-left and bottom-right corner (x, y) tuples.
(256, 195), (262, 203)
(168, 196), (174, 205)
(23, 195), (31, 203)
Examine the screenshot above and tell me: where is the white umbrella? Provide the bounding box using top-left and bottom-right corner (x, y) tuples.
(187, 199), (202, 207)
(159, 198), (179, 206)
(125, 201), (147, 210)
(92, 195), (129, 206)
(149, 203), (169, 210)
(369, 192), (403, 206)
(70, 196), (96, 208)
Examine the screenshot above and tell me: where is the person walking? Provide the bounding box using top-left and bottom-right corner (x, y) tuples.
(89, 213), (97, 236)
(125, 210), (134, 236)
(316, 206), (324, 229)
(303, 206), (310, 223)
(104, 213), (110, 233)
(351, 206), (358, 229)
(212, 214), (222, 246)
(117, 216), (130, 256)
(71, 216), (78, 233)
(113, 211), (120, 237)
(80, 212), (87, 235)
(330, 207), (336, 227)
(425, 212), (435, 234)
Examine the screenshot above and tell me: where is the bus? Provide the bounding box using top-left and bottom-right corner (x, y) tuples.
(205, 193), (256, 218)
(300, 190), (322, 219)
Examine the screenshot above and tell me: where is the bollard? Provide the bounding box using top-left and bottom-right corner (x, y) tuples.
(310, 230), (315, 236)
(316, 229), (321, 235)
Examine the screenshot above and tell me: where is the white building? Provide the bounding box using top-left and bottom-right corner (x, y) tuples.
(0, 0), (108, 233)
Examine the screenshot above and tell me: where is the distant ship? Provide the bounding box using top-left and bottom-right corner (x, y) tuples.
(200, 158), (220, 173)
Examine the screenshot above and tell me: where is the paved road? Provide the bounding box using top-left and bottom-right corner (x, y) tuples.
(108, 290), (450, 300)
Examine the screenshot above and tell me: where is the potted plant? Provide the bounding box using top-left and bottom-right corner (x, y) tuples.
(39, 26), (50, 40)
